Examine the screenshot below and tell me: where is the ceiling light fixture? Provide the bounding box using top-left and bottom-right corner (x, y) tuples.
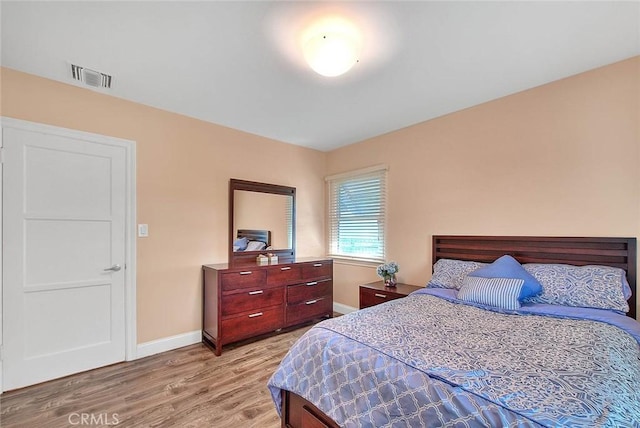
(304, 32), (359, 77)
(302, 17), (361, 77)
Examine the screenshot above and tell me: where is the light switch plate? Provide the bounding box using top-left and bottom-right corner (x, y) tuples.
(138, 224), (149, 237)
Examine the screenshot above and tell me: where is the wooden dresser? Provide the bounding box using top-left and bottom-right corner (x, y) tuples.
(202, 257), (333, 355)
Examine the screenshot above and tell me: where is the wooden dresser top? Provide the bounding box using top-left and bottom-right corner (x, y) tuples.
(203, 256), (332, 272)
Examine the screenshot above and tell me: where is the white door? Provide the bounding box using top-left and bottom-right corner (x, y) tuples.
(3, 126), (127, 390)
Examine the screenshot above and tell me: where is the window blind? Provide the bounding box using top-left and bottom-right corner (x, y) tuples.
(327, 167), (387, 262)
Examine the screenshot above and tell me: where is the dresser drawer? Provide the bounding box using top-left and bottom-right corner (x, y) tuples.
(267, 265), (302, 286)
(287, 279), (332, 304)
(221, 306), (284, 345)
(286, 296), (332, 326)
(222, 287), (284, 316)
(301, 261), (332, 281)
(221, 270), (267, 292)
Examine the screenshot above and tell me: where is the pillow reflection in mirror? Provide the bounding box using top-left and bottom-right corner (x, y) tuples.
(233, 236), (249, 251)
(246, 241), (267, 251)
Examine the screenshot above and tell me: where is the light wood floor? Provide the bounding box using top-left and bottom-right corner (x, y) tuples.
(0, 323), (319, 428)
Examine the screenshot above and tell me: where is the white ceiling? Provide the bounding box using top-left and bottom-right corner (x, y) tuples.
(1, 1), (639, 152)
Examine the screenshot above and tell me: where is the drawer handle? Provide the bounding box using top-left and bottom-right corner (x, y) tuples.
(248, 312), (263, 318)
(375, 293), (387, 299)
(280, 266), (291, 271)
(239, 271), (252, 275)
(248, 290), (263, 295)
(306, 281), (318, 286)
(305, 299), (319, 305)
(313, 263), (323, 267)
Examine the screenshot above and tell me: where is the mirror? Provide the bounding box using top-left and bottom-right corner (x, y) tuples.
(229, 179), (296, 265)
(234, 191), (293, 249)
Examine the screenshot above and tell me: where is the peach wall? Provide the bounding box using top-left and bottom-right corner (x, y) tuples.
(328, 56), (640, 317)
(0, 67), (327, 342)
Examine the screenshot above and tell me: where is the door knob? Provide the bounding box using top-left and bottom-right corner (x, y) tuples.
(104, 264), (122, 272)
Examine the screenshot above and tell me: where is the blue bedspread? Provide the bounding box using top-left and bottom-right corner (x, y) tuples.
(268, 293), (640, 427)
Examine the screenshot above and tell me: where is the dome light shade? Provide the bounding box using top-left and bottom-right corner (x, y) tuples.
(303, 31), (359, 77)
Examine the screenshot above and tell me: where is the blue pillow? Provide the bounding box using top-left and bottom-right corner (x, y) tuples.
(428, 259), (487, 290)
(468, 255), (542, 299)
(233, 236), (249, 251)
(523, 263), (630, 313)
(458, 276), (524, 310)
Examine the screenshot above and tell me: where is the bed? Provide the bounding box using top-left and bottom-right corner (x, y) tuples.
(232, 229), (271, 252)
(268, 236), (640, 427)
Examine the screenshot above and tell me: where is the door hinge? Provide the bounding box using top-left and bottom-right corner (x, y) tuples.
(0, 147), (4, 164)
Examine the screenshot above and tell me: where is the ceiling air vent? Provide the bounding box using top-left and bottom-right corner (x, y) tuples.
(70, 64), (112, 89)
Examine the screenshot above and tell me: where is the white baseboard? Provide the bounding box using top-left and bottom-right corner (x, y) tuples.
(135, 330), (202, 360)
(334, 302), (358, 315)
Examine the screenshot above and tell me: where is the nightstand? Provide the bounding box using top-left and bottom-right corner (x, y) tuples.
(359, 281), (423, 309)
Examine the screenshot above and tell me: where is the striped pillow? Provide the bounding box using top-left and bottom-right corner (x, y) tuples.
(458, 276), (525, 310)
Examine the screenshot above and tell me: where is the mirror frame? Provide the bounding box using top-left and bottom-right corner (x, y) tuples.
(229, 179), (296, 265)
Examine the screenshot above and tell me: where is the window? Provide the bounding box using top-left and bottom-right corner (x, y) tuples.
(327, 165), (387, 262)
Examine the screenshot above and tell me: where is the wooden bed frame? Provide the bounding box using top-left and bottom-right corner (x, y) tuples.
(280, 235), (638, 428)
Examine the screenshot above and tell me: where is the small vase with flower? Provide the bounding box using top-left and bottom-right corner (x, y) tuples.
(377, 261), (399, 287)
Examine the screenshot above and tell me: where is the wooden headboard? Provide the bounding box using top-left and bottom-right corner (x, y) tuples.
(432, 235), (637, 319)
(237, 229), (271, 246)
